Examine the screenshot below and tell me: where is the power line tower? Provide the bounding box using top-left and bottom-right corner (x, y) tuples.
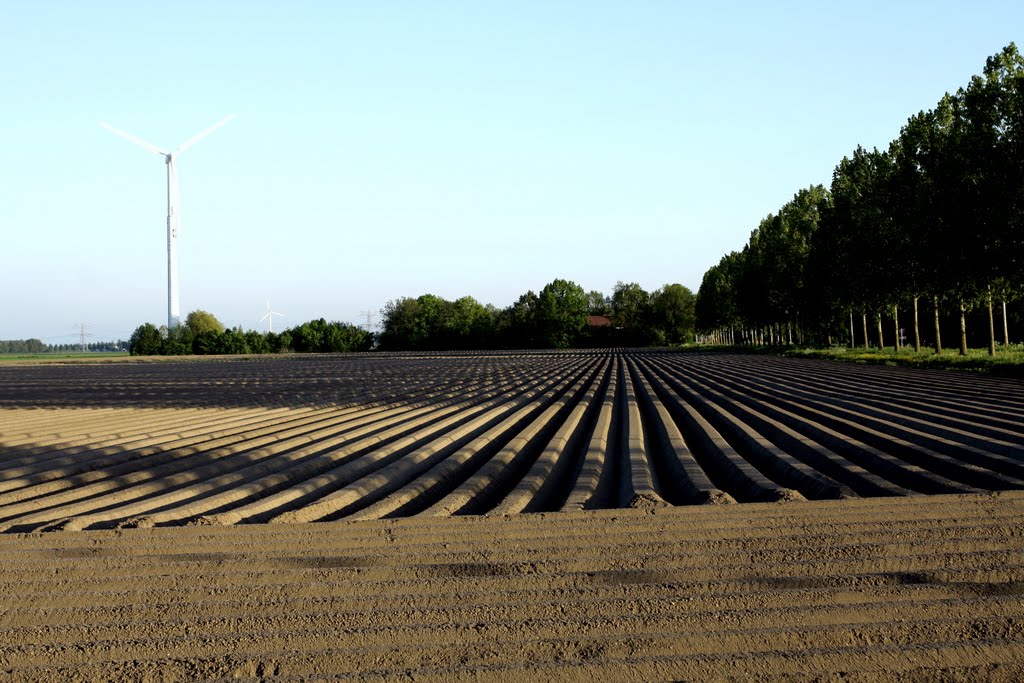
(73, 323), (92, 352)
(359, 310), (376, 332)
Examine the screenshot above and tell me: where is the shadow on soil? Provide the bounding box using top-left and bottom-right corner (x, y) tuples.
(0, 353), (557, 410)
(0, 435), (397, 534)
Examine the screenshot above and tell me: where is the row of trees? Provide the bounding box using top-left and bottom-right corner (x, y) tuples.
(125, 278), (698, 356)
(378, 279), (696, 350)
(0, 339), (46, 354)
(129, 311), (372, 356)
(48, 341), (129, 353)
(0, 339), (128, 354)
(696, 44), (1024, 354)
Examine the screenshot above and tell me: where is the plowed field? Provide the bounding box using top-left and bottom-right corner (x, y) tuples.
(2, 350), (1023, 680)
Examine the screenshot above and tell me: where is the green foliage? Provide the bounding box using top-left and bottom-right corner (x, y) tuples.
(128, 324), (162, 356)
(696, 251), (744, 332)
(587, 290), (610, 316)
(161, 324), (193, 355)
(3, 339), (127, 354)
(499, 290), (540, 349)
(376, 278), (695, 350)
(216, 327), (251, 355)
(609, 282), (653, 345)
(697, 43), (1024, 351)
(378, 297), (423, 350)
(192, 329), (219, 355)
(536, 279), (589, 349)
(129, 283), (696, 356)
(381, 293), (505, 350)
(245, 330), (271, 354)
(651, 284), (696, 345)
(0, 338), (46, 354)
(449, 296), (496, 349)
(184, 310), (225, 336)
(610, 281), (650, 333)
(126, 315), (369, 357)
(289, 319), (371, 353)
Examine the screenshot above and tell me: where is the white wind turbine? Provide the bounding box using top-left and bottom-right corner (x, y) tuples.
(99, 115), (236, 329)
(260, 299), (284, 333)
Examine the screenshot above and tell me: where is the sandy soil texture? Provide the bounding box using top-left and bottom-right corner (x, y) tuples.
(1, 493), (1024, 681)
(1, 351), (1023, 680)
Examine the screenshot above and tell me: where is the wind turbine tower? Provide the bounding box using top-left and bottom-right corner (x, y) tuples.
(99, 115), (236, 329)
(260, 299), (284, 333)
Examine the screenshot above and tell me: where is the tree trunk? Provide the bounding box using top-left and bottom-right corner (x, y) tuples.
(787, 322), (793, 346)
(959, 299), (968, 356)
(1003, 300), (1010, 347)
(987, 286), (996, 356)
(912, 296), (921, 352)
(862, 312), (869, 349)
(877, 314), (884, 351)
(849, 311), (855, 348)
(893, 304), (900, 352)
(934, 296), (943, 354)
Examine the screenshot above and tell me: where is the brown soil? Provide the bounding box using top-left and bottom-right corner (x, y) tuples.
(1, 350), (1023, 679)
(1, 493), (1023, 681)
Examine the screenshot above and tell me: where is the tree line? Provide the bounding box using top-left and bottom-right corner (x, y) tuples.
(125, 279), (697, 355)
(0, 339), (128, 354)
(129, 311), (372, 356)
(696, 43), (1024, 355)
(378, 278), (696, 351)
(0, 339), (47, 354)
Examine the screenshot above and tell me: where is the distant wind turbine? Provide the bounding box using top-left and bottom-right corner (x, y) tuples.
(99, 115), (236, 329)
(260, 299), (284, 333)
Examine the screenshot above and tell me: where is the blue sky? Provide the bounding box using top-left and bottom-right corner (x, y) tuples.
(4, 1), (1022, 342)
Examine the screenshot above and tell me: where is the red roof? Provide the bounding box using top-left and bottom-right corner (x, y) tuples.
(588, 315), (612, 328)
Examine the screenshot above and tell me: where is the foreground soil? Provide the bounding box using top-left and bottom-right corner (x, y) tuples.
(2, 351), (1023, 680)
(1, 492), (1023, 681)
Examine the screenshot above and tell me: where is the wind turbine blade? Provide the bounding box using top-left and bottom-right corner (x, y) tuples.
(259, 312), (270, 322)
(98, 121), (167, 156)
(175, 114), (237, 155)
